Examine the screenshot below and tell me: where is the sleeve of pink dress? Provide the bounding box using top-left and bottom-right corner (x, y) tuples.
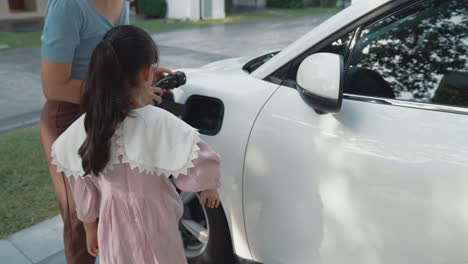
(174, 141), (221, 192)
(66, 176), (101, 223)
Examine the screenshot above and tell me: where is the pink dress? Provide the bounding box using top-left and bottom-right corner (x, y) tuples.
(51, 106), (221, 264)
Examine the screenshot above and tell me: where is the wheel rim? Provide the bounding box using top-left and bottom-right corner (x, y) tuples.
(179, 191), (210, 258)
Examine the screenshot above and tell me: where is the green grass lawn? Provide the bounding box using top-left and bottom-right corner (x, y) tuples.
(0, 31), (42, 50)
(0, 7), (340, 51)
(0, 127), (58, 239)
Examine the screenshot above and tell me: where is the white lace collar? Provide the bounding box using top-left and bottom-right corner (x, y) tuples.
(51, 105), (201, 178)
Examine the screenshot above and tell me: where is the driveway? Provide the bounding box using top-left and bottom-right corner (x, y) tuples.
(0, 15), (331, 134)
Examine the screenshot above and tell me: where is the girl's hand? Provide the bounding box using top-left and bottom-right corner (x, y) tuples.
(199, 189), (220, 209)
(84, 222), (99, 257)
(146, 86), (164, 106)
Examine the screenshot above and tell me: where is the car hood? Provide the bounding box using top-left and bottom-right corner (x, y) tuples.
(200, 57), (249, 72)
(179, 49), (280, 75)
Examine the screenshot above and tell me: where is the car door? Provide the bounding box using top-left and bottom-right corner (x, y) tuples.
(243, 1), (468, 263)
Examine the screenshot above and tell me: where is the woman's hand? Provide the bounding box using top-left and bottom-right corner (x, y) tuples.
(83, 222), (99, 257)
(153, 66), (175, 83)
(145, 66), (173, 106)
(199, 189), (220, 209)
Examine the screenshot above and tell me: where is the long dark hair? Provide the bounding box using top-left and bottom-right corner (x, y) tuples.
(79, 25), (159, 176)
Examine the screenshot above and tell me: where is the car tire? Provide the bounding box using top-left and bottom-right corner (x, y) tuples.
(187, 204), (236, 264)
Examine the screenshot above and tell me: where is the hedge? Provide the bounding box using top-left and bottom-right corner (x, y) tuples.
(267, 0), (304, 9)
(139, 0), (167, 18)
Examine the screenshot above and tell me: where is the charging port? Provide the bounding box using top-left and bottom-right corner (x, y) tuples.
(183, 95), (224, 136)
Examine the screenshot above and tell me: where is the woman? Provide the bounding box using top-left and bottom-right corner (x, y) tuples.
(40, 1), (171, 263)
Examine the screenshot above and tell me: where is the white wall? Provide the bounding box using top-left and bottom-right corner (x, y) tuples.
(166, 0), (200, 20)
(37, 0), (48, 13)
(166, 0), (225, 20)
(0, 1), (9, 16)
(211, 0), (225, 19)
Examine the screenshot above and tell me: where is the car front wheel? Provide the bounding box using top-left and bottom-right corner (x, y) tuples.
(179, 191), (235, 264)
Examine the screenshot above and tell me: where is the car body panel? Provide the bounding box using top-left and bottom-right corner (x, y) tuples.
(173, 66), (280, 259)
(244, 85), (468, 263)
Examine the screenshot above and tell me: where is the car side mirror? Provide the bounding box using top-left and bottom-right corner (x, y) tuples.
(296, 53), (344, 114)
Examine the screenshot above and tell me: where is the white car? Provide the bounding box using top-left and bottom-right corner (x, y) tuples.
(168, 0), (468, 263)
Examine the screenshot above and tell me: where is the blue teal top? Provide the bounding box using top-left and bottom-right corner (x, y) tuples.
(41, 0), (130, 80)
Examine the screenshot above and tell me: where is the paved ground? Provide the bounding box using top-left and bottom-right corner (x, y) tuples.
(0, 17), (44, 33)
(0, 15), (331, 263)
(0, 15), (330, 134)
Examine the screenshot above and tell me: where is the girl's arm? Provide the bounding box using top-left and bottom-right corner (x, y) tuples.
(174, 141), (221, 208)
(66, 176), (101, 224)
(66, 176), (101, 256)
(83, 221), (99, 257)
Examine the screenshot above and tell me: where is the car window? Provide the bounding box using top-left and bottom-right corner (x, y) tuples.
(346, 0), (468, 108)
(319, 32), (354, 57)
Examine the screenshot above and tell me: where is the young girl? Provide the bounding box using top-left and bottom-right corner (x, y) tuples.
(50, 25), (221, 264)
